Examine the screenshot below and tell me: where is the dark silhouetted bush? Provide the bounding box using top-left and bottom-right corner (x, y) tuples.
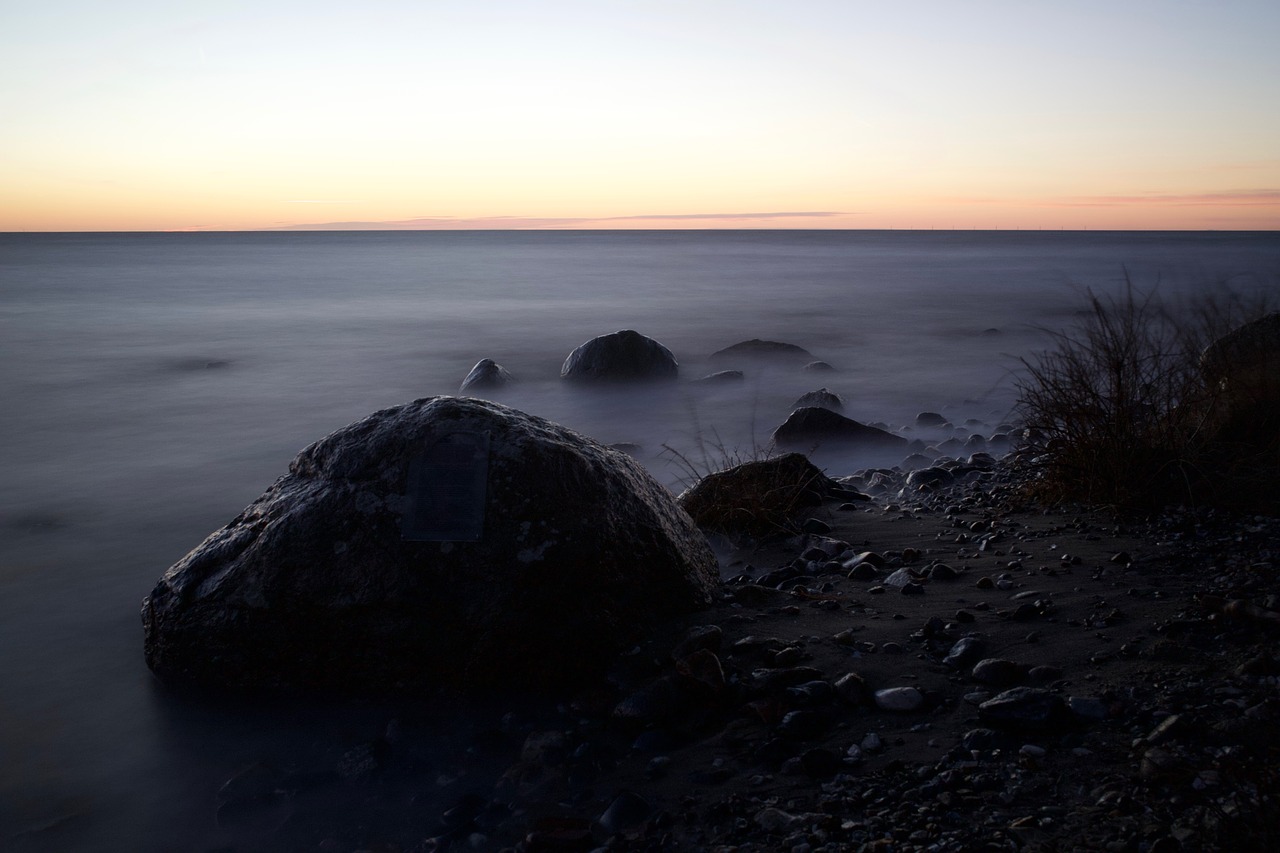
(1015, 277), (1277, 511)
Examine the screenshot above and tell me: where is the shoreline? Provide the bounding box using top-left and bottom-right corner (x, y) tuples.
(91, 457), (1280, 853)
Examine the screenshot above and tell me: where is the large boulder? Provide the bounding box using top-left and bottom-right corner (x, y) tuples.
(459, 358), (514, 393)
(560, 330), (678, 382)
(1201, 313), (1280, 448)
(142, 397), (719, 695)
(773, 407), (908, 451)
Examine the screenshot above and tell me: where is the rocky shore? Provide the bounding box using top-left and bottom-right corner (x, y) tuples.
(199, 456), (1280, 853)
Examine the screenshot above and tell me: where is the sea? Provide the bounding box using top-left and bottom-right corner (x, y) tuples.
(1, 230), (1277, 851)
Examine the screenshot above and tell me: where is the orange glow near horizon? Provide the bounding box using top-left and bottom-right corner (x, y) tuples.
(2, 3), (1278, 232)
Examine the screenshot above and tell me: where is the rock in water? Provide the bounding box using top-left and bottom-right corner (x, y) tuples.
(459, 358), (514, 393)
(693, 369), (745, 384)
(709, 339), (814, 363)
(792, 388), (844, 412)
(142, 397), (718, 695)
(772, 407), (908, 451)
(560, 329), (678, 382)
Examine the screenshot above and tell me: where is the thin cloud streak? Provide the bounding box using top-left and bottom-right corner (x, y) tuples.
(268, 211), (851, 231)
(949, 190), (1280, 208)
(1047, 190), (1280, 208)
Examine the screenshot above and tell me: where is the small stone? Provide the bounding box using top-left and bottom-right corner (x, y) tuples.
(972, 658), (1025, 687)
(755, 807), (800, 832)
(861, 732), (883, 751)
(800, 747), (842, 777)
(976, 576), (995, 590)
(646, 756), (671, 778)
(944, 636), (986, 668)
(846, 563), (879, 581)
(778, 709), (832, 740)
(979, 688), (1070, 732)
(1026, 665), (1063, 684)
(1010, 603), (1040, 621)
(929, 563), (960, 580)
(802, 518), (833, 535)
(884, 568), (916, 588)
(961, 728), (1005, 750)
(874, 686), (924, 712)
(834, 672), (872, 705)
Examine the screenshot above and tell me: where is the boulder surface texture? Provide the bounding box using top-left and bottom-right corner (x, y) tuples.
(142, 397), (719, 695)
(560, 329), (678, 382)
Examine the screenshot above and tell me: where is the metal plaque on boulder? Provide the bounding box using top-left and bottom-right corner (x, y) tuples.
(401, 431), (490, 542)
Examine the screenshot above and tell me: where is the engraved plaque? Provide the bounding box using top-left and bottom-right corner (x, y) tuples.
(401, 431), (490, 542)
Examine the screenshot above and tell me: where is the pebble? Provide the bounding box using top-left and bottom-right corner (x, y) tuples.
(978, 688), (1070, 732)
(834, 672), (872, 705)
(944, 636), (986, 668)
(874, 686), (924, 712)
(972, 658), (1025, 687)
(884, 568), (916, 588)
(1070, 691), (1111, 717)
(755, 807), (800, 831)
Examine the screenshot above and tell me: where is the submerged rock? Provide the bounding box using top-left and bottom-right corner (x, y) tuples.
(772, 407), (908, 451)
(459, 358), (514, 393)
(693, 369), (745, 384)
(142, 397), (718, 695)
(560, 329), (678, 382)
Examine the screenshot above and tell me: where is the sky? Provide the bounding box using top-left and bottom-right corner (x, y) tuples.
(2, 0), (1278, 231)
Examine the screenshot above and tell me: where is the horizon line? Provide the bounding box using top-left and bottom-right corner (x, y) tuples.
(3, 225), (1278, 235)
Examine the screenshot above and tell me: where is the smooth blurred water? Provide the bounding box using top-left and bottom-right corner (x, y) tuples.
(1, 229), (1276, 850)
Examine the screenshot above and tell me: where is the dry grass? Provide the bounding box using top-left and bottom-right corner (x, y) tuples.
(1015, 277), (1277, 511)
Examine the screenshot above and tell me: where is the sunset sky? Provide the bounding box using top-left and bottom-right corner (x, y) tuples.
(3, 0), (1278, 232)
